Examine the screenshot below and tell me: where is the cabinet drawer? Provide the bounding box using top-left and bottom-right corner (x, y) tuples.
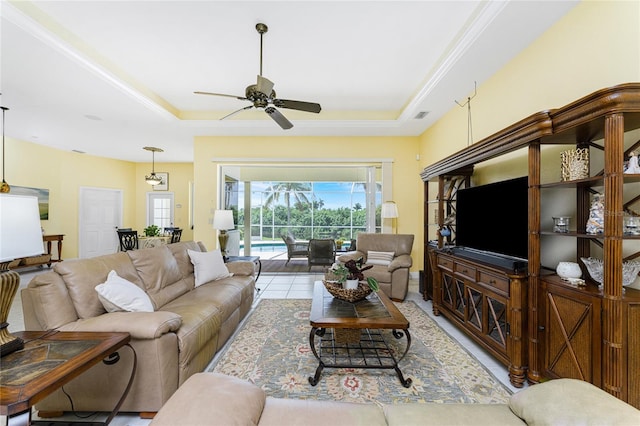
(478, 271), (509, 295)
(437, 256), (454, 271)
(454, 262), (476, 280)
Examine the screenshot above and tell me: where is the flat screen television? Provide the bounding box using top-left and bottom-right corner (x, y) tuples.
(455, 176), (529, 260)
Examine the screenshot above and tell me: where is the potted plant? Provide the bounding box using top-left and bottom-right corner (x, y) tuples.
(335, 238), (344, 250)
(144, 225), (160, 237)
(330, 258), (379, 291)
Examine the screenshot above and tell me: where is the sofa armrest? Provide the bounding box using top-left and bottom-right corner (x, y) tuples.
(226, 261), (255, 276)
(338, 251), (365, 263)
(388, 254), (412, 272)
(58, 311), (183, 340)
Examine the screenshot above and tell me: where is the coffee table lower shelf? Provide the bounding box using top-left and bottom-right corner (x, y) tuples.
(308, 327), (412, 388)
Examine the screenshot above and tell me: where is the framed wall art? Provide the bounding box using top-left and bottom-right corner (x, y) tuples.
(153, 172), (169, 191)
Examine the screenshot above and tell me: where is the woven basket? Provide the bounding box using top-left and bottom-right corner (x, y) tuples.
(323, 280), (372, 303)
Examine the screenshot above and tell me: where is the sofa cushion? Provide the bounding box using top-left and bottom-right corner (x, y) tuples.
(260, 397), (387, 426)
(187, 249), (231, 287)
(54, 252), (142, 319)
(384, 403), (523, 426)
(509, 379), (640, 425)
(151, 373), (266, 426)
(367, 250), (395, 266)
(25, 271), (79, 329)
(166, 240), (201, 280)
(128, 246), (188, 309)
(95, 270), (154, 313)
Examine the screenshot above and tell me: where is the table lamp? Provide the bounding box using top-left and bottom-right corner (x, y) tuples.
(381, 201), (399, 234)
(213, 210), (234, 260)
(0, 194), (44, 356)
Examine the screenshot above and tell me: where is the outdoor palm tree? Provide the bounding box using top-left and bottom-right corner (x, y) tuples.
(263, 182), (312, 226)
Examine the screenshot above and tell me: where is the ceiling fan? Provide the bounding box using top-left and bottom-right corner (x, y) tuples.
(194, 23), (321, 130)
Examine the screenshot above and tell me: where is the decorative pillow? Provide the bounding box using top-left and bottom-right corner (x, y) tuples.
(367, 251), (395, 266)
(187, 249), (232, 287)
(95, 270), (154, 313)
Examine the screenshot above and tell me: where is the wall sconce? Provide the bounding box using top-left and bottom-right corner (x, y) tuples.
(144, 146), (164, 185)
(213, 210), (235, 260)
(381, 201), (399, 234)
(0, 194), (44, 356)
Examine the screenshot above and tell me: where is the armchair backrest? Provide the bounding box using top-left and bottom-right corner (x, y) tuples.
(355, 233), (414, 258)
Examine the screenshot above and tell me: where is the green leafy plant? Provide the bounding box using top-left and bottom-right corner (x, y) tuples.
(343, 258), (379, 291)
(144, 225), (160, 237)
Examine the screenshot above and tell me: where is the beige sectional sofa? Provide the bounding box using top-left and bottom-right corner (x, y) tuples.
(338, 233), (414, 301)
(151, 373), (640, 426)
(20, 241), (255, 414)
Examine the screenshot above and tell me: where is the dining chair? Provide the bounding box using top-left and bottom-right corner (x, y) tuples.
(170, 229), (182, 244)
(117, 230), (139, 251)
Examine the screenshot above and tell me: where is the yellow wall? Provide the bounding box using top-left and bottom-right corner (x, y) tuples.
(4, 137), (194, 259)
(420, 0), (640, 169)
(192, 136), (423, 268)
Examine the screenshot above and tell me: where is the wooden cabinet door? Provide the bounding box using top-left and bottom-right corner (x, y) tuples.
(542, 280), (601, 385)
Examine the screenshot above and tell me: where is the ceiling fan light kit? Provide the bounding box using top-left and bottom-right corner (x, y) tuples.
(144, 146), (164, 186)
(195, 23), (321, 129)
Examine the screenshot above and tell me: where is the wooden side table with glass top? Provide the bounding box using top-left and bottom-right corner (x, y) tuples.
(0, 331), (134, 426)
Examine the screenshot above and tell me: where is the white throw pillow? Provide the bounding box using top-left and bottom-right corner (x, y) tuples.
(367, 251), (395, 266)
(95, 270), (154, 313)
(188, 249), (232, 287)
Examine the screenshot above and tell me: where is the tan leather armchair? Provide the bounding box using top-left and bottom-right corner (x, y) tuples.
(338, 233), (414, 301)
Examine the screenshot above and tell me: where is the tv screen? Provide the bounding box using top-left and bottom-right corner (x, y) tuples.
(455, 176), (529, 260)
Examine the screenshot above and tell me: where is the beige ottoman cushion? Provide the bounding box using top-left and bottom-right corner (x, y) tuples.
(151, 373), (266, 426)
(509, 378), (640, 425)
(384, 403), (524, 426)
(259, 397), (386, 426)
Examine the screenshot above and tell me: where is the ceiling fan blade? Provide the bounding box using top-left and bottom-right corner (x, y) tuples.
(265, 107), (293, 130)
(220, 105), (254, 120)
(194, 91), (247, 101)
(256, 75), (274, 96)
(273, 99), (321, 114)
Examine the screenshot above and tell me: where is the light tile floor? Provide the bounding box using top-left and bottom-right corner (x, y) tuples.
(4, 268), (523, 425)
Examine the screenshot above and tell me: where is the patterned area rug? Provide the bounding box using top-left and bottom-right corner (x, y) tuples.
(210, 299), (511, 404)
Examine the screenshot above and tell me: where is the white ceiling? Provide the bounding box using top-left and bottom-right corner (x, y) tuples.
(0, 0), (577, 163)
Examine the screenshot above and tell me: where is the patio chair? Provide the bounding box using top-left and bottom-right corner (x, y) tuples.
(307, 239), (336, 271)
(282, 234), (309, 264)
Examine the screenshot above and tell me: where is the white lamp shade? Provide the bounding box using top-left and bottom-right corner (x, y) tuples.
(0, 194), (44, 262)
(213, 210), (234, 230)
(381, 201), (399, 219)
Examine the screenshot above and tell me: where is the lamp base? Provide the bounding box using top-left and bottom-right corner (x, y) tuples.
(218, 230), (229, 262)
(0, 270), (23, 357)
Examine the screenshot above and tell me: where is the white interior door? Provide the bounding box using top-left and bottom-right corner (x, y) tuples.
(79, 187), (123, 258)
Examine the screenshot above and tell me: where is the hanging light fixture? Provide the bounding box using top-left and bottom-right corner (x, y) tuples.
(143, 146), (164, 185)
(1, 106), (10, 193)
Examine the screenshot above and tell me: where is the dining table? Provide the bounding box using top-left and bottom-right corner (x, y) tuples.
(138, 235), (171, 249)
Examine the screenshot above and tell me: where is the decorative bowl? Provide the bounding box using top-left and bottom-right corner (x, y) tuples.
(556, 262), (582, 279)
(323, 280), (372, 303)
(580, 257), (640, 287)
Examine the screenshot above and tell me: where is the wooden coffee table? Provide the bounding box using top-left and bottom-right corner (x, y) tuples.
(1, 331), (134, 425)
(308, 281), (412, 387)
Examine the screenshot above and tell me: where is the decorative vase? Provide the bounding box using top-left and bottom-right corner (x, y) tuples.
(556, 262), (582, 279)
(343, 279), (359, 290)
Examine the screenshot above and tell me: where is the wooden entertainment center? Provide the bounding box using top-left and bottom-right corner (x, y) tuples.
(421, 83), (640, 407)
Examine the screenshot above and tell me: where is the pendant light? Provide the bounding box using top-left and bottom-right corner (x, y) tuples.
(1, 106), (9, 193)
(144, 146), (164, 185)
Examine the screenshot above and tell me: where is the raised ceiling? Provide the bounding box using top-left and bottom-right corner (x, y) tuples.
(0, 1), (577, 162)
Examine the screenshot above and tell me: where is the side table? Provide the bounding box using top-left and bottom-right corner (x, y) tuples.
(1, 331), (134, 426)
